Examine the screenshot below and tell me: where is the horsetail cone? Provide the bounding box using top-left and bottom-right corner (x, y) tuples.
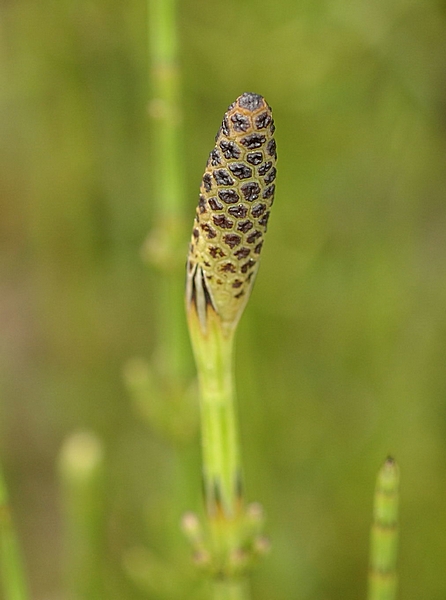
(186, 92), (277, 334)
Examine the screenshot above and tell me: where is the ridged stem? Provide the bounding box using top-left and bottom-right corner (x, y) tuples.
(368, 457), (399, 600)
(187, 308), (249, 600)
(0, 465), (29, 600)
(188, 310), (242, 519)
(147, 0), (187, 383)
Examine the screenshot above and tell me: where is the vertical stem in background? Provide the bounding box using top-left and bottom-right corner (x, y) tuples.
(147, 0), (187, 384)
(58, 432), (105, 600)
(0, 465), (29, 600)
(368, 457), (399, 600)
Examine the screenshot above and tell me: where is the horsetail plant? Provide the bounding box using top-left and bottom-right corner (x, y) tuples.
(184, 93), (276, 597)
(368, 457), (400, 600)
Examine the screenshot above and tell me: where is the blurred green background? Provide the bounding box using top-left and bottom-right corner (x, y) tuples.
(1, 0), (446, 598)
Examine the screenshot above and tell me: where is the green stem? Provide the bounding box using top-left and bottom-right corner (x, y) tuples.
(213, 579), (250, 600)
(0, 465), (29, 600)
(187, 309), (250, 600)
(147, 0), (187, 383)
(189, 311), (242, 519)
(368, 457), (399, 600)
(58, 432), (105, 599)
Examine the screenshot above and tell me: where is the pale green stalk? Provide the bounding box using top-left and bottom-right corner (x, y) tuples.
(0, 465), (29, 600)
(147, 0), (187, 383)
(213, 579), (250, 600)
(188, 312), (242, 519)
(58, 432), (105, 599)
(188, 309), (249, 599)
(368, 457), (399, 600)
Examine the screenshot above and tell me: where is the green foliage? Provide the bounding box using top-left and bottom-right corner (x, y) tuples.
(1, 0), (446, 598)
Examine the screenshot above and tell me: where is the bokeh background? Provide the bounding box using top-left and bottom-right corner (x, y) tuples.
(1, 0), (446, 598)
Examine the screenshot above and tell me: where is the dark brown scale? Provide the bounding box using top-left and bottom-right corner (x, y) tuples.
(204, 261), (211, 267)
(259, 212), (270, 227)
(198, 195), (207, 213)
(241, 133), (266, 149)
(241, 182), (261, 202)
(223, 233), (242, 248)
(270, 121), (276, 134)
(246, 272), (254, 282)
(232, 280), (243, 288)
(264, 167), (276, 185)
(203, 173), (212, 192)
(258, 161), (272, 176)
(254, 241), (264, 254)
(219, 140), (241, 159)
(247, 230), (262, 244)
(266, 138), (277, 157)
(262, 184), (275, 200)
(209, 149), (222, 166)
(237, 220), (253, 233)
(228, 204), (248, 218)
(221, 117), (230, 136)
(220, 262), (236, 273)
(213, 169), (234, 186)
(255, 112), (272, 129)
(228, 163), (252, 180)
(209, 246), (226, 258)
(193, 228), (199, 238)
(241, 258), (256, 273)
(218, 189), (239, 204)
(246, 152), (263, 166)
(208, 197), (224, 210)
(230, 113), (250, 132)
(201, 223), (217, 239)
(251, 203), (266, 218)
(234, 247), (251, 259)
(212, 214), (234, 229)
(234, 290), (245, 299)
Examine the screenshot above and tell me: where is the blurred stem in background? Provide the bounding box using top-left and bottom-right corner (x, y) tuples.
(0, 464), (29, 600)
(123, 0), (197, 596)
(124, 0), (195, 445)
(145, 0), (188, 385)
(368, 457), (399, 600)
(58, 432), (105, 600)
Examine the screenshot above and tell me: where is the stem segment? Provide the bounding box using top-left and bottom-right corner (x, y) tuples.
(368, 457), (399, 600)
(147, 0), (187, 383)
(187, 307), (250, 599)
(0, 465), (29, 600)
(188, 309), (242, 519)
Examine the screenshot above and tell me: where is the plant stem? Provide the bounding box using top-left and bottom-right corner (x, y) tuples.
(188, 309), (242, 519)
(58, 432), (105, 599)
(213, 579), (250, 600)
(147, 0), (187, 383)
(368, 457), (399, 600)
(187, 307), (250, 599)
(0, 465), (29, 600)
